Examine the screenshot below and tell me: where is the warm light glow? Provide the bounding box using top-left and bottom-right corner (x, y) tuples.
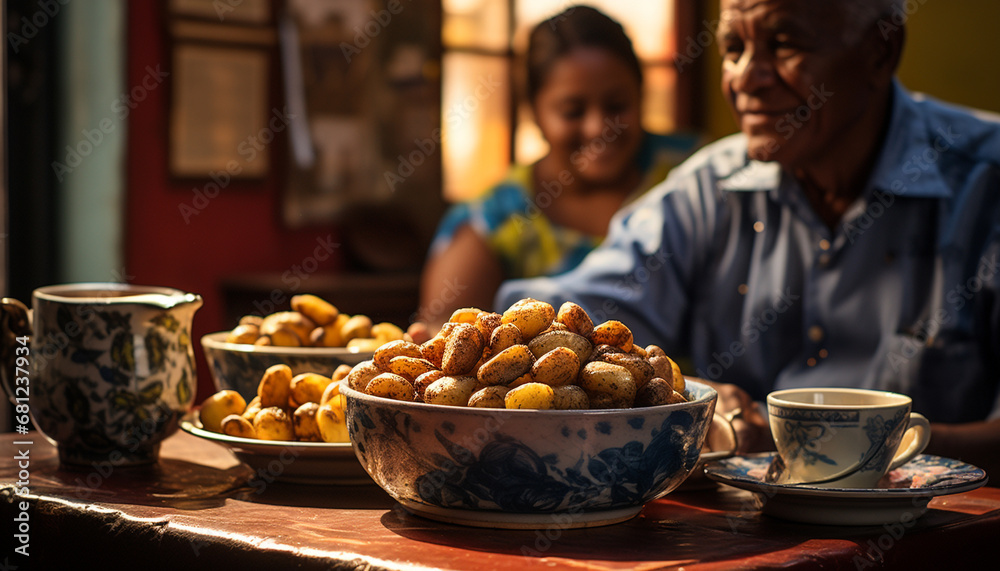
(514, 1), (673, 60)
(441, 53), (512, 201)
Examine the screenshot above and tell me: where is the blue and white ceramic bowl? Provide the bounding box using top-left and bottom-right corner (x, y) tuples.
(340, 379), (718, 528)
(201, 332), (373, 402)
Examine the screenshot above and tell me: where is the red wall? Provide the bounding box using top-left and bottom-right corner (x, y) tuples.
(123, 1), (345, 400)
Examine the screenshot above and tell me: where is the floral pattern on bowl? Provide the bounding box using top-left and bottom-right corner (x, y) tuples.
(341, 379), (718, 527)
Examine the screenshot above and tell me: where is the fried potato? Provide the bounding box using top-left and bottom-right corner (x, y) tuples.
(501, 298), (555, 339)
(552, 385), (590, 410)
(589, 320), (634, 352)
(225, 323), (260, 344)
(475, 312), (503, 348)
(530, 347), (580, 387)
(290, 294), (339, 326)
(388, 355), (438, 381)
(597, 352), (654, 390)
(449, 307), (483, 324)
(331, 363), (353, 383)
(635, 377), (687, 407)
(371, 322), (405, 343)
(346, 337), (382, 352)
(291, 402), (323, 441)
(374, 340), (424, 372)
(317, 397), (350, 443)
(290, 372), (332, 406)
(267, 326), (303, 347)
(413, 369), (446, 401)
(578, 361), (636, 408)
(259, 311), (316, 345)
(258, 364), (293, 408)
(556, 301), (594, 337)
(242, 396), (262, 422)
(504, 382), (555, 409)
(477, 344), (534, 387)
(489, 322), (523, 355)
(424, 376), (478, 407)
(365, 373), (416, 401)
(527, 330), (593, 363)
(221, 414), (257, 439)
(341, 314), (373, 343)
(320, 379), (342, 405)
(346, 360), (381, 392)
(468, 385), (509, 408)
(441, 323), (484, 375)
(253, 406), (294, 441)
(199, 389), (248, 433)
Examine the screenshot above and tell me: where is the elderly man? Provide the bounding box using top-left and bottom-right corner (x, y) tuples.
(496, 0), (1000, 479)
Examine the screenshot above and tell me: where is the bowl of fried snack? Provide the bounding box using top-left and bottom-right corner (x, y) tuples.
(180, 363), (373, 484)
(202, 294), (407, 402)
(339, 299), (722, 528)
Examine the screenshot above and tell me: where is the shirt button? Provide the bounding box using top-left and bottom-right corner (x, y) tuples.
(807, 357), (818, 367)
(754, 221), (765, 233)
(819, 239), (831, 251)
(808, 326), (824, 342)
(818, 253), (831, 266)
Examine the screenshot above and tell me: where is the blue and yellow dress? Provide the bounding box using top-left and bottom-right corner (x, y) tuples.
(428, 132), (699, 279)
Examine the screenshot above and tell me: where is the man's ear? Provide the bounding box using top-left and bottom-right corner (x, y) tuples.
(869, 15), (906, 79)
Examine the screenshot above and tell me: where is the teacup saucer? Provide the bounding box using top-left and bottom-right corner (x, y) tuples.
(704, 453), (987, 526)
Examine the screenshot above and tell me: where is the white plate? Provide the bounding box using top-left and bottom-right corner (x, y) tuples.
(179, 410), (372, 485)
(704, 452), (987, 525)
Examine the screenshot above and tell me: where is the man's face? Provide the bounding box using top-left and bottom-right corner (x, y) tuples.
(717, 0), (881, 167)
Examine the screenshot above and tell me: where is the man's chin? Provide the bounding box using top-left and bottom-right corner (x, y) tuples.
(745, 136), (785, 163)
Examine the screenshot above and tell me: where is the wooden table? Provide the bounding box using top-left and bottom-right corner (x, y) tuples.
(2, 430), (997, 570)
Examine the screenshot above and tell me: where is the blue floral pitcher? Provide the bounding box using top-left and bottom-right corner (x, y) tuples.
(1, 283), (202, 467)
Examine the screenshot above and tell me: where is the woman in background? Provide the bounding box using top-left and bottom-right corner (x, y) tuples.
(418, 5), (696, 328)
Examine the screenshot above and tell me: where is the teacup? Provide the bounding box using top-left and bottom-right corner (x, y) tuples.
(1, 283), (203, 467)
(766, 387), (931, 488)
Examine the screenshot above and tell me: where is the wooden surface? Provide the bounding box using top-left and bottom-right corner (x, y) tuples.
(2, 430), (998, 570)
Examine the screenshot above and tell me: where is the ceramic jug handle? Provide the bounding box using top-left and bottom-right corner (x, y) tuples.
(887, 412), (932, 472)
(0, 297), (32, 405)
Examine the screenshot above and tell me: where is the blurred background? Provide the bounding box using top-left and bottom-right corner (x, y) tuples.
(3, 0), (1000, 413)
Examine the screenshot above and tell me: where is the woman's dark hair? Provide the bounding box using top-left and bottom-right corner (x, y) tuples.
(525, 5), (643, 102)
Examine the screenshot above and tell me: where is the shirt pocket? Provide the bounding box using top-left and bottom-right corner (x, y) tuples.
(877, 333), (984, 423)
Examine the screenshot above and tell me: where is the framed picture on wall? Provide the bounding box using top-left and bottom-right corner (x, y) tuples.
(168, 43), (271, 179)
(169, 0), (273, 24)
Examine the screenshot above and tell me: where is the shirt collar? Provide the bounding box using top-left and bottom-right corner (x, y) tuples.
(867, 80), (951, 198)
(717, 80), (951, 199)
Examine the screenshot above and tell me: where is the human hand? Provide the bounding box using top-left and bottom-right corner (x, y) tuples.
(702, 380), (773, 455)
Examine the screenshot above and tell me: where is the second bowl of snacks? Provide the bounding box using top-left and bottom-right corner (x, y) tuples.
(181, 361), (373, 484)
(202, 294), (406, 401)
(340, 298), (721, 528)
